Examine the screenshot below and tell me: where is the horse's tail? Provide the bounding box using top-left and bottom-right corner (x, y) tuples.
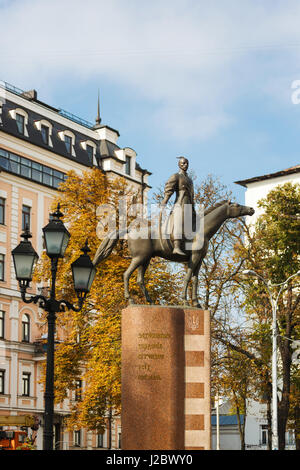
(93, 229), (127, 266)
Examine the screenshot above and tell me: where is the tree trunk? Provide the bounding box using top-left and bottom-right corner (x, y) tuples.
(266, 386), (272, 450)
(236, 403), (246, 450)
(107, 407), (112, 449)
(277, 339), (292, 449)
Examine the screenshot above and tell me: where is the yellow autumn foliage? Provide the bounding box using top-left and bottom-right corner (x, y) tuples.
(35, 167), (179, 431)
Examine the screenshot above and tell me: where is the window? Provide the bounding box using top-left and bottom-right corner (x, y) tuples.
(74, 430), (81, 447)
(65, 135), (72, 154)
(34, 120), (52, 146)
(16, 113), (25, 134)
(22, 372), (30, 396)
(86, 144), (93, 163)
(0, 254), (4, 281)
(75, 379), (82, 401)
(41, 124), (49, 145)
(22, 205), (31, 231)
(22, 314), (30, 342)
(118, 432), (121, 449)
(97, 433), (104, 448)
(260, 425), (268, 446)
(0, 311), (5, 338)
(20, 157), (30, 178)
(0, 370), (5, 394)
(286, 430), (295, 446)
(0, 148), (66, 189)
(0, 197), (5, 224)
(125, 156), (131, 175)
(53, 170), (64, 188)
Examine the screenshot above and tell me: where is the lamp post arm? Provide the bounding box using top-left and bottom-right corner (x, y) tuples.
(271, 271), (300, 289)
(271, 271), (300, 328)
(57, 296), (86, 313)
(19, 283), (48, 309)
(274, 284), (286, 314)
(18, 284), (85, 314)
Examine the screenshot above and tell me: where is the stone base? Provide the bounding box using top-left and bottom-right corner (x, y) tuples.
(121, 305), (211, 450)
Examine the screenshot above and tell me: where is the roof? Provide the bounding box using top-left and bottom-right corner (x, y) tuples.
(0, 80), (151, 179)
(211, 415), (244, 426)
(136, 161), (152, 175)
(235, 165), (300, 187)
(0, 98), (99, 167)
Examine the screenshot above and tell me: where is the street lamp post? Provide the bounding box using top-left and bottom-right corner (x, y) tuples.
(242, 269), (300, 450)
(11, 204), (95, 451)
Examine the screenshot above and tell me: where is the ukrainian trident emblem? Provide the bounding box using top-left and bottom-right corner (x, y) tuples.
(187, 312), (200, 331)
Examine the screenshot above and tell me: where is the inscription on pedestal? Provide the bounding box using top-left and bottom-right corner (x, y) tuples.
(121, 306), (210, 450)
(136, 332), (170, 381)
(122, 306), (185, 450)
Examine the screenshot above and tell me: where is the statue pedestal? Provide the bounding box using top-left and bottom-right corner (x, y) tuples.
(121, 305), (211, 450)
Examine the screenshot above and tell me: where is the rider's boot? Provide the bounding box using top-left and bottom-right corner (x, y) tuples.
(173, 239), (186, 256)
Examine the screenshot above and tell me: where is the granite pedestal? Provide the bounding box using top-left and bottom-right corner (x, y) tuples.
(121, 305), (211, 450)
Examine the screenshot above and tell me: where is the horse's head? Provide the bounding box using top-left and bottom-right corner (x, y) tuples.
(226, 201), (255, 218)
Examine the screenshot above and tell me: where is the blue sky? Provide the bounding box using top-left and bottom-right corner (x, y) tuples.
(1, 0), (300, 204)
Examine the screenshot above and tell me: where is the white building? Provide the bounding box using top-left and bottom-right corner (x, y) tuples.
(235, 164), (300, 223)
(212, 400), (295, 450)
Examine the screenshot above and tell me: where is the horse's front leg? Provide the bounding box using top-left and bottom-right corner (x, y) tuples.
(191, 261), (203, 308)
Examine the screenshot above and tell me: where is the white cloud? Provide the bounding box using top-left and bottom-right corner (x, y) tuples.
(2, 0), (300, 139)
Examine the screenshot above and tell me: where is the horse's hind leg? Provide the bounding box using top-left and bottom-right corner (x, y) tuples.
(137, 260), (152, 304)
(123, 256), (144, 304)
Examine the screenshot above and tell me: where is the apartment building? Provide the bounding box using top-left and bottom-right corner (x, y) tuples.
(0, 80), (151, 449)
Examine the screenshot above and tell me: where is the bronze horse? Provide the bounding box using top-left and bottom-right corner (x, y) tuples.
(93, 200), (254, 307)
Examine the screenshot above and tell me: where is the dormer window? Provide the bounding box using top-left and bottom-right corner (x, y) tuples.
(41, 124), (49, 144)
(86, 144), (93, 163)
(65, 135), (72, 154)
(125, 155), (131, 175)
(16, 113), (25, 134)
(116, 148), (136, 178)
(34, 119), (53, 147)
(9, 108), (29, 137)
(58, 130), (75, 157)
(80, 140), (97, 165)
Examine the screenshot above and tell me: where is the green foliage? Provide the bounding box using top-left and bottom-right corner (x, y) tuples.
(233, 182), (300, 449)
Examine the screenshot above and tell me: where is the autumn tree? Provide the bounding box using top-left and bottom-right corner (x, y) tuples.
(155, 173), (259, 439)
(218, 346), (256, 450)
(35, 167), (180, 432)
(232, 182), (300, 450)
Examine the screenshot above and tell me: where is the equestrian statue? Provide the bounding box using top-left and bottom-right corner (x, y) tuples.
(93, 157), (255, 307)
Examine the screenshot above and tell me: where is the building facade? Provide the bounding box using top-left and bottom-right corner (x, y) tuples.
(211, 400), (295, 450)
(235, 164), (300, 223)
(0, 80), (151, 449)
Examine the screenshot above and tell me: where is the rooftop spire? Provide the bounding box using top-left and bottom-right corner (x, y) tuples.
(95, 89), (101, 125)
